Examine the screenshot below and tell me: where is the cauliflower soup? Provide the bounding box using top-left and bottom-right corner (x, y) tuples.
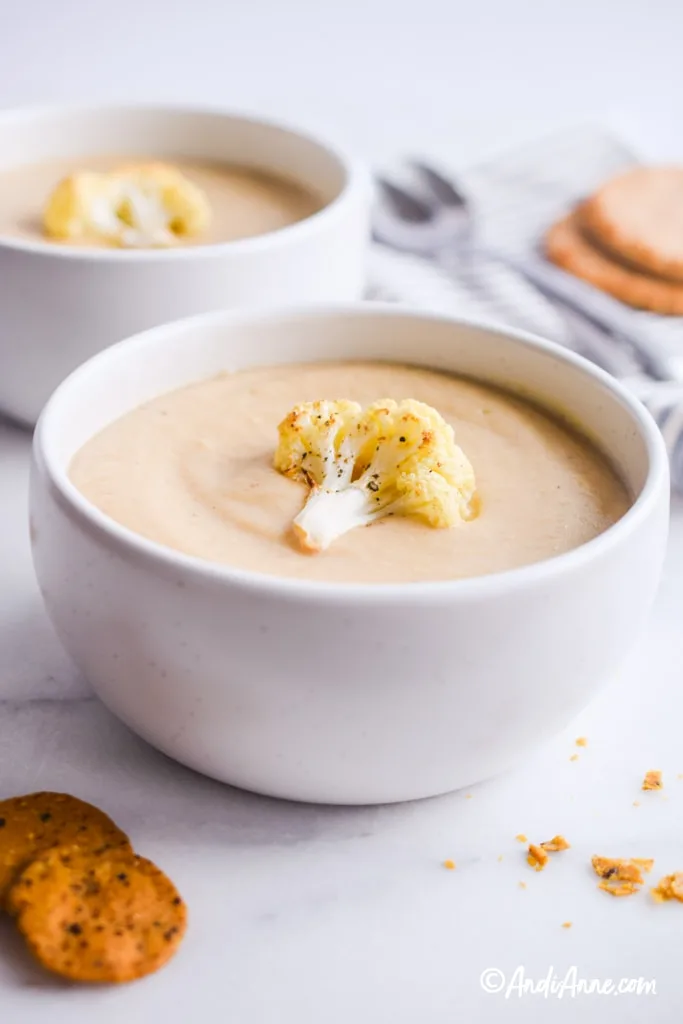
(0, 156), (321, 248)
(69, 361), (630, 584)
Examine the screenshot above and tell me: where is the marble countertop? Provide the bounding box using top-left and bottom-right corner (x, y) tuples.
(3, 0), (683, 1020)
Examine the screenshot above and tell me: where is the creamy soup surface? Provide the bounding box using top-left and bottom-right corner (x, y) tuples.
(0, 156), (321, 246)
(69, 363), (630, 584)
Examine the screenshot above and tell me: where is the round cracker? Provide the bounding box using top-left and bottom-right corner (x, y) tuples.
(545, 209), (683, 315)
(10, 845), (186, 983)
(581, 167), (683, 282)
(0, 792), (130, 905)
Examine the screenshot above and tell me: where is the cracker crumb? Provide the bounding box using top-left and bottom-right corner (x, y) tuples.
(527, 844), (549, 871)
(519, 881), (527, 889)
(633, 801), (640, 807)
(497, 855), (503, 862)
(562, 921), (572, 928)
(569, 754), (579, 762)
(600, 882), (640, 897)
(527, 835), (570, 870)
(515, 834), (528, 843)
(592, 855), (653, 896)
(642, 770), (663, 791)
(541, 835), (571, 852)
(575, 737), (587, 747)
(652, 872), (683, 903)
(677, 774), (683, 781)
(465, 794), (473, 800)
(442, 859), (456, 871)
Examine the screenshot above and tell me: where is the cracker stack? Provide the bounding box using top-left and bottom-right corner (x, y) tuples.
(0, 792), (186, 983)
(545, 167), (683, 315)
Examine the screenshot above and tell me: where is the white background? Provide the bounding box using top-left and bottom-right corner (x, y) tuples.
(1, 0), (683, 166)
(2, 1), (683, 1021)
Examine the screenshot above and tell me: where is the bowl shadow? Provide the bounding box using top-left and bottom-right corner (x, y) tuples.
(0, 698), (448, 854)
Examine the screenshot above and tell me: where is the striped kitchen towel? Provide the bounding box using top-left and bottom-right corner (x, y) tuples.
(367, 126), (683, 491)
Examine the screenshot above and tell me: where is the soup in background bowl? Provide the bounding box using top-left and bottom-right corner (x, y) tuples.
(0, 155), (322, 248)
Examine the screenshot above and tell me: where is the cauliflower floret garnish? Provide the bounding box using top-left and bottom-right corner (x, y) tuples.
(274, 398), (478, 553)
(43, 162), (211, 248)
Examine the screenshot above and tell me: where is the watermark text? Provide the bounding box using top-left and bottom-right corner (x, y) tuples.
(480, 966), (656, 999)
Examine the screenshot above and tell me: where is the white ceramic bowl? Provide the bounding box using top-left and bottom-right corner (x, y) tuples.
(30, 306), (669, 805)
(0, 104), (370, 426)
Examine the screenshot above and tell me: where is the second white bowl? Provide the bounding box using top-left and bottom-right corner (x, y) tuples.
(0, 104), (370, 425)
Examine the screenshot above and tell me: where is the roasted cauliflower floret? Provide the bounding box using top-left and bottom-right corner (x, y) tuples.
(43, 162), (211, 247)
(274, 398), (477, 553)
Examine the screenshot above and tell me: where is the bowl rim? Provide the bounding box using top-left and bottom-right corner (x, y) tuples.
(33, 303), (670, 605)
(0, 102), (367, 262)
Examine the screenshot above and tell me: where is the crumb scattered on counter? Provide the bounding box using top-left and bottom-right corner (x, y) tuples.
(592, 855), (654, 877)
(576, 737), (588, 747)
(652, 873), (683, 902)
(497, 855), (503, 862)
(633, 801), (640, 807)
(600, 883), (638, 897)
(526, 835), (570, 870)
(442, 859), (456, 870)
(465, 794), (473, 800)
(677, 774), (683, 780)
(519, 881), (527, 889)
(569, 754), (579, 762)
(562, 921), (572, 928)
(643, 770), (663, 791)
(541, 835), (571, 852)
(592, 855), (654, 897)
(515, 834), (528, 843)
(527, 844), (549, 871)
